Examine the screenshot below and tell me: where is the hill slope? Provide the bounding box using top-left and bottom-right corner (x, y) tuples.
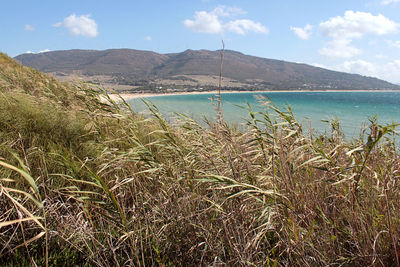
(15, 49), (400, 91)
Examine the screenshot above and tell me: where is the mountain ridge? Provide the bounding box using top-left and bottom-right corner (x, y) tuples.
(14, 48), (400, 92)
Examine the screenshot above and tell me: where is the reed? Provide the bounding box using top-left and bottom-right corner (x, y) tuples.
(1, 52), (400, 266)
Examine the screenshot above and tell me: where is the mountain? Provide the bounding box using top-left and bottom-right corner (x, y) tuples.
(14, 49), (400, 92)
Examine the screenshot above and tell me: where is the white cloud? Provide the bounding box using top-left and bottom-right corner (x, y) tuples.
(375, 54), (388, 59)
(54, 14), (98, 38)
(386, 39), (400, 48)
(184, 6), (268, 35)
(24, 24), (35, 31)
(340, 59), (400, 83)
(145, 36), (152, 41)
(320, 11), (398, 39)
(319, 11), (399, 59)
(381, 0), (400, 5)
(314, 59), (400, 84)
(311, 62), (329, 69)
(319, 39), (362, 58)
(184, 11), (223, 34)
(290, 24), (313, 40)
(212, 6), (246, 17)
(25, 49), (51, 54)
(225, 19), (268, 35)
(340, 59), (376, 75)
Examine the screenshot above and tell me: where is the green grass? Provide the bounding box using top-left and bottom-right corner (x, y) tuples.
(1, 52), (400, 266)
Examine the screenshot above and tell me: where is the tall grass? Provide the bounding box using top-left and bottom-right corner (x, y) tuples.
(1, 52), (400, 266)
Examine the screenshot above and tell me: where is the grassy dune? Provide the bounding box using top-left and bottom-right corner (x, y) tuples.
(1, 52), (400, 266)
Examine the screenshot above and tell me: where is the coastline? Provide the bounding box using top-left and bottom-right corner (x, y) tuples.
(109, 89), (400, 101)
(110, 90), (267, 100)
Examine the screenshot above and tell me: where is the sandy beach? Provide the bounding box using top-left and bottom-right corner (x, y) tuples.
(109, 90), (269, 101)
(109, 89), (400, 101)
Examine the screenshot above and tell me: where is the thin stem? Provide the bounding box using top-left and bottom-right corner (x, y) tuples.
(218, 40), (225, 123)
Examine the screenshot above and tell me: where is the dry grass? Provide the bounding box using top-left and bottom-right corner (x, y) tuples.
(1, 52), (400, 266)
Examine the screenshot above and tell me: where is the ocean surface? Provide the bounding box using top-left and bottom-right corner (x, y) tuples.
(127, 91), (400, 138)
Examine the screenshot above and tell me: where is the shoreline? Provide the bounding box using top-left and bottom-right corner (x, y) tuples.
(109, 89), (400, 101)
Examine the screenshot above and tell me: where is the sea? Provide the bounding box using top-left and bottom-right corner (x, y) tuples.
(127, 91), (400, 139)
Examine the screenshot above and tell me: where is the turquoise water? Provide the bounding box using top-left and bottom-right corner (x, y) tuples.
(128, 91), (400, 137)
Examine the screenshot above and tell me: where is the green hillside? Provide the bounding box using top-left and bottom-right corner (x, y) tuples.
(1, 53), (400, 266)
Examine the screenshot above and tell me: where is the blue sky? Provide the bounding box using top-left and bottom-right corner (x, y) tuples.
(1, 0), (400, 83)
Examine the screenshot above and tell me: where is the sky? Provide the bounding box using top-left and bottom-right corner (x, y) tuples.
(1, 0), (400, 84)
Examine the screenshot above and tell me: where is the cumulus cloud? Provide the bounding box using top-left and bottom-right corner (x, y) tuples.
(381, 0), (400, 5)
(225, 19), (268, 35)
(212, 6), (246, 17)
(54, 14), (98, 37)
(25, 49), (51, 54)
(340, 59), (376, 75)
(290, 24), (313, 40)
(184, 10), (222, 34)
(184, 6), (268, 35)
(24, 24), (35, 31)
(319, 39), (362, 58)
(320, 11), (398, 39)
(313, 59), (400, 83)
(339, 59), (400, 83)
(387, 39), (400, 48)
(319, 11), (399, 59)
(311, 62), (328, 69)
(375, 54), (388, 59)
